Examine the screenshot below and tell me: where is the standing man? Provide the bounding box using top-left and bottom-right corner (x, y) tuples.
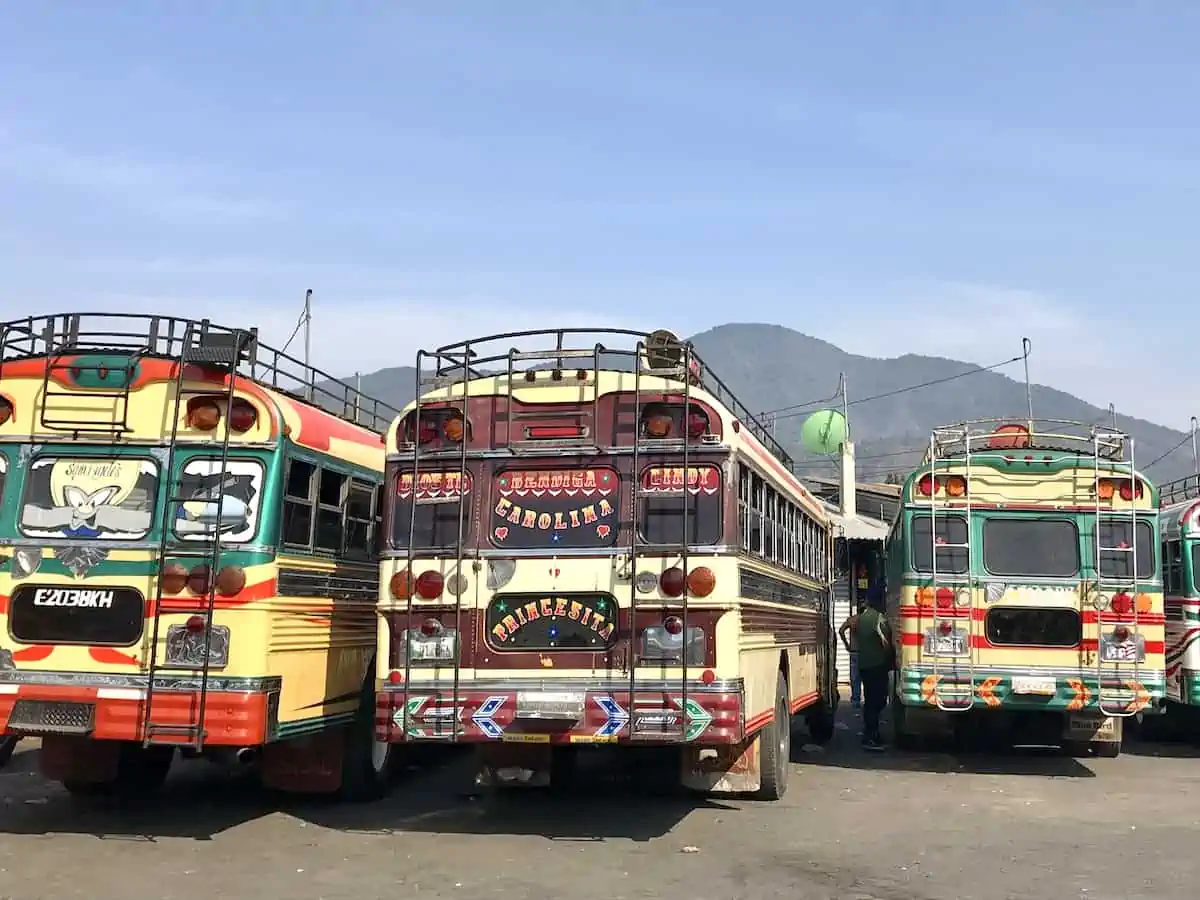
(838, 603), (862, 709)
(855, 581), (892, 751)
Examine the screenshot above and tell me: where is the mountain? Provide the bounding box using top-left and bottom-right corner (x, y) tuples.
(324, 323), (1194, 485)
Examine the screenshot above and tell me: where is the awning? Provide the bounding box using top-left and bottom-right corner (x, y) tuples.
(826, 509), (890, 542)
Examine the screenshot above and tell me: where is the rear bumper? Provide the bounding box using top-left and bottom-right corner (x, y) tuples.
(0, 671), (279, 745)
(375, 678), (744, 745)
(897, 665), (1167, 713)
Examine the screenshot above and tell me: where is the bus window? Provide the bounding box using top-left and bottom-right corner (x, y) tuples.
(982, 518), (1080, 577)
(282, 460), (316, 546)
(393, 470), (473, 551)
(985, 607), (1081, 647)
(315, 469), (347, 553)
(639, 464), (721, 546)
(344, 480), (376, 560)
(1097, 519), (1155, 580)
(174, 458), (264, 544)
(1192, 543), (1200, 595)
(1164, 540), (1183, 594)
(0, 453), (6, 503)
(20, 456), (157, 541)
(488, 467), (616, 551)
(910, 515), (969, 574)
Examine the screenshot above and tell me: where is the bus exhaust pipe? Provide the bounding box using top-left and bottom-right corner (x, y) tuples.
(235, 747), (260, 765)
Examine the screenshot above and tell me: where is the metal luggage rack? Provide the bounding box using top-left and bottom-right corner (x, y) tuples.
(924, 417), (1128, 464)
(414, 326), (793, 467)
(1158, 474), (1200, 507)
(0, 312), (398, 433)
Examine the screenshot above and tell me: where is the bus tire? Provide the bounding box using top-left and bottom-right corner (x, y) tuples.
(755, 672), (790, 801)
(1092, 740), (1121, 759)
(803, 694), (836, 745)
(0, 735), (17, 768)
(339, 676), (393, 802)
(890, 677), (919, 750)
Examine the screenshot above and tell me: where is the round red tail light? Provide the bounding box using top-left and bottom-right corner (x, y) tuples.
(686, 566), (716, 597)
(700, 669), (716, 685)
(935, 587), (955, 609)
(1110, 592), (1134, 617)
(443, 415), (465, 442)
(389, 569), (413, 601)
(663, 615), (685, 636)
(388, 670), (403, 684)
(917, 474), (935, 496)
(216, 564), (246, 597)
(420, 617), (443, 637)
(185, 615), (207, 633)
(160, 562), (189, 595)
(228, 399), (258, 433)
(659, 567), (686, 597)
(937, 620), (954, 636)
(686, 409), (709, 439)
(188, 564), (213, 595)
(1119, 480), (1142, 501)
(415, 570), (444, 599)
(0, 396), (13, 425)
(187, 398), (221, 430)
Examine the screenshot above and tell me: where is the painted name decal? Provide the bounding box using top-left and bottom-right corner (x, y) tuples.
(397, 471), (473, 501)
(641, 465), (720, 494)
(493, 496), (615, 534)
(33, 588), (115, 609)
(491, 597), (616, 643)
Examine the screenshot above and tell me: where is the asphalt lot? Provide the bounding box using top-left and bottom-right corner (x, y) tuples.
(2, 699), (1200, 900)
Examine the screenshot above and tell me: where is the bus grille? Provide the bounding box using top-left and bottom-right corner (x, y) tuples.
(8, 699), (95, 735)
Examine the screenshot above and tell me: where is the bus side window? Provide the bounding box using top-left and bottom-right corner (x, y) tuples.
(1165, 540), (1182, 594)
(343, 479), (375, 560)
(315, 469), (347, 553)
(283, 460), (316, 547)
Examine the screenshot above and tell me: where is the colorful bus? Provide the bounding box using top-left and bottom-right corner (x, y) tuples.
(374, 328), (838, 799)
(1158, 475), (1200, 727)
(885, 419), (1165, 757)
(0, 313), (398, 799)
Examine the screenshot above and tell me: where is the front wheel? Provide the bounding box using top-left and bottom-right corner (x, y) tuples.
(755, 672), (790, 801)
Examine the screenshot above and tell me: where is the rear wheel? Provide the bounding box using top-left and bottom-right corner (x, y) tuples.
(339, 676), (393, 802)
(755, 672), (790, 801)
(0, 735), (18, 768)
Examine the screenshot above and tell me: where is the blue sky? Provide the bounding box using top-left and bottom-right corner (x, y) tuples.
(2, 4), (1197, 426)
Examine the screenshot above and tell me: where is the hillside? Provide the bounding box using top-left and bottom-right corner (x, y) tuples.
(327, 323), (1194, 484)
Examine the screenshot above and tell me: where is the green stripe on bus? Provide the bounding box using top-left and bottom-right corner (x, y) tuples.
(24, 549), (276, 578)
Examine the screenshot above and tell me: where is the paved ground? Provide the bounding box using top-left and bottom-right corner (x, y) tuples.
(2, 698), (1200, 900)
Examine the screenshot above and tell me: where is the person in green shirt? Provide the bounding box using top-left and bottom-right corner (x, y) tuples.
(855, 582), (892, 751)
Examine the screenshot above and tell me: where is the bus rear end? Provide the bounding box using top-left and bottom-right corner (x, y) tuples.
(375, 335), (746, 789)
(891, 421), (1165, 755)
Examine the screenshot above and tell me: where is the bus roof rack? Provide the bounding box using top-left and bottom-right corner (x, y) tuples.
(415, 326), (793, 468)
(1158, 474), (1200, 508)
(0, 312), (399, 433)
(925, 418), (1128, 464)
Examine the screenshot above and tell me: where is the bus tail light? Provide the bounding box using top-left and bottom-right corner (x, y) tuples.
(419, 617), (443, 637)
(228, 399), (258, 433)
(187, 565), (213, 595)
(1097, 477), (1144, 501)
(917, 474), (935, 496)
(1113, 624), (1131, 643)
(216, 565), (246, 596)
(389, 569), (413, 601)
(935, 587), (955, 609)
(663, 615), (684, 636)
(686, 567), (716, 597)
(943, 475), (967, 497)
(1110, 592), (1134, 617)
(160, 562), (190, 595)
(415, 571), (444, 600)
(0, 396), (13, 425)
(686, 409), (709, 439)
(186, 397), (222, 430)
(525, 424), (587, 440)
(443, 415), (466, 442)
(660, 567), (686, 597)
(937, 620), (954, 636)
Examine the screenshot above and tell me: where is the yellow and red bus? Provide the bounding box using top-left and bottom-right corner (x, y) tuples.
(0, 313), (397, 798)
(886, 419), (1165, 756)
(374, 328), (837, 800)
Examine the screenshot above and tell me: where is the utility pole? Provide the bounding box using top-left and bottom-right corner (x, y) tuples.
(303, 289), (313, 401)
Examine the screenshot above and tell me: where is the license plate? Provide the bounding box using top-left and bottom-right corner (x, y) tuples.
(411, 635), (455, 661)
(1066, 714), (1116, 739)
(516, 691), (585, 720)
(924, 632), (966, 655)
(1012, 676), (1057, 696)
(1100, 639), (1141, 663)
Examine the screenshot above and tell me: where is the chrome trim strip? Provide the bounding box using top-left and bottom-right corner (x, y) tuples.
(381, 677), (743, 693)
(0, 670), (281, 693)
(902, 663), (1166, 678)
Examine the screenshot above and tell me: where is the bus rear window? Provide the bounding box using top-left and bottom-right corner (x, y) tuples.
(490, 467), (618, 550)
(639, 465), (722, 545)
(1097, 519), (1155, 580)
(911, 515), (969, 574)
(391, 471), (472, 550)
(983, 518), (1080, 577)
(20, 456), (158, 541)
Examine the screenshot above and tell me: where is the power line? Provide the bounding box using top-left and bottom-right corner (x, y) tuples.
(761, 352), (1027, 422)
(1143, 434), (1192, 471)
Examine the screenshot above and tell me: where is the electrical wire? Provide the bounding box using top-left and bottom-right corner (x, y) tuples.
(1143, 434), (1193, 471)
(760, 352), (1027, 422)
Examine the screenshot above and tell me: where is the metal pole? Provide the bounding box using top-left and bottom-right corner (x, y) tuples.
(1191, 416), (1198, 475)
(840, 373), (849, 439)
(303, 288), (313, 400)
(1022, 337), (1033, 428)
(1109, 403), (1117, 430)
(354, 372), (362, 424)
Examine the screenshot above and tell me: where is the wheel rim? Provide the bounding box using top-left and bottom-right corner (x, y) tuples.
(371, 736), (389, 774)
(778, 697), (788, 784)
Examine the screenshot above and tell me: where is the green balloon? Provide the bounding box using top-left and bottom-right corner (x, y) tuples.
(801, 409), (847, 455)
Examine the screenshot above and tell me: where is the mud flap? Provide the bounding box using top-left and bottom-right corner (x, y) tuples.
(680, 734), (761, 794)
(261, 730), (346, 793)
(1063, 712), (1121, 744)
(39, 735), (121, 784)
